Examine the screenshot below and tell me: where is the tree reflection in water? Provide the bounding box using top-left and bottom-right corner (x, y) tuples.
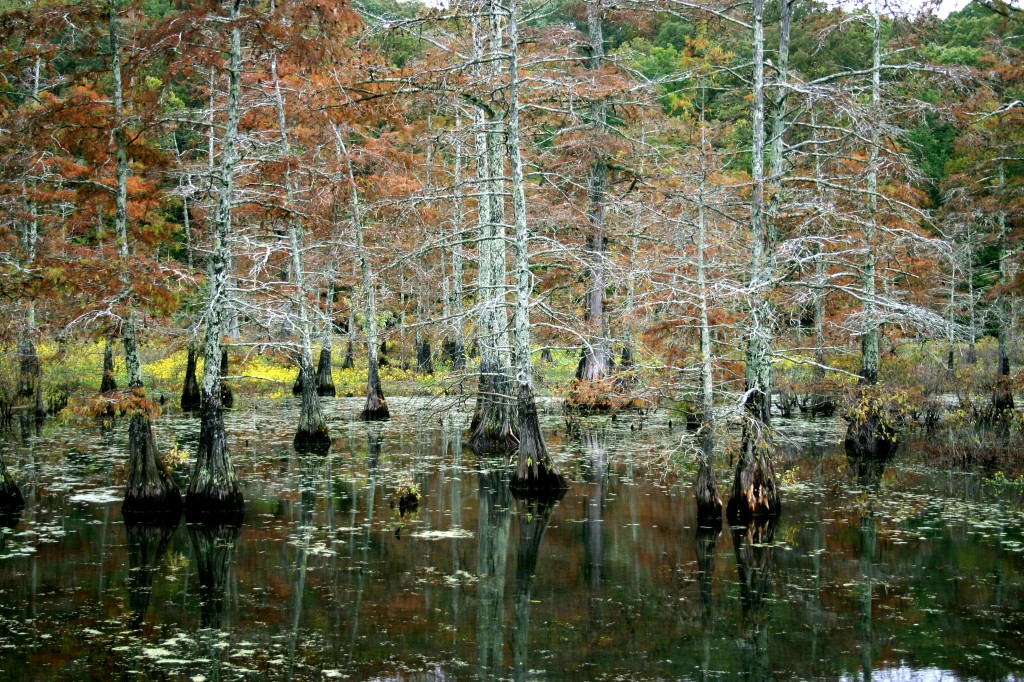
(696, 521), (720, 681)
(732, 517), (777, 682)
(188, 515), (242, 682)
(512, 492), (562, 682)
(475, 460), (511, 681)
(124, 512), (179, 630)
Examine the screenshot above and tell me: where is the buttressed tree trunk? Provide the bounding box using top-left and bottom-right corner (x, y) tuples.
(728, 0), (779, 523)
(469, 0), (516, 452)
(110, 0), (180, 516)
(185, 0), (244, 517)
(506, 0), (567, 495)
(181, 339), (201, 412)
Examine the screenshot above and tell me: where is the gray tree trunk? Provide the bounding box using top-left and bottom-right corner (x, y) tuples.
(506, 0), (567, 494)
(575, 0), (611, 390)
(728, 0), (780, 522)
(185, 0), (245, 517)
(469, 0), (516, 452)
(111, 0), (181, 515)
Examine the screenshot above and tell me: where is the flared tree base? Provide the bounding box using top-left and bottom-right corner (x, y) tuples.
(695, 463), (722, 526)
(122, 414), (183, 517)
(726, 453), (781, 524)
(509, 385), (568, 495)
(315, 348), (336, 397)
(360, 395), (390, 421)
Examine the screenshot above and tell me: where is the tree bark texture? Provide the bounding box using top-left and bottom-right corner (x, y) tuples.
(730, 0), (780, 522)
(186, 0), (244, 517)
(181, 341), (201, 412)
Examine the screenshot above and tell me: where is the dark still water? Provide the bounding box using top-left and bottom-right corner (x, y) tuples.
(1, 397), (1022, 681)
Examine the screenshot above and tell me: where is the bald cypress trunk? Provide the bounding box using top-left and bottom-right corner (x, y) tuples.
(180, 340), (201, 413)
(185, 0), (244, 517)
(506, 0), (567, 495)
(729, 0), (780, 523)
(573, 0), (611, 396)
(844, 0), (899, 459)
(332, 124), (390, 421)
(110, 0), (180, 516)
(101, 334), (117, 394)
(993, 161), (1015, 419)
(469, 0), (516, 452)
(316, 282), (336, 397)
(695, 124), (721, 524)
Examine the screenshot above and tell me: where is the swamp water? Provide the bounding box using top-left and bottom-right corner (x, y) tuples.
(0, 397), (1022, 681)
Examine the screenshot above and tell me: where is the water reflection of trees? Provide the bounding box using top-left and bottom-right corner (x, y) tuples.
(125, 514), (179, 629)
(512, 495), (558, 682)
(696, 524), (719, 681)
(732, 518), (777, 682)
(188, 519), (242, 630)
(475, 461), (511, 681)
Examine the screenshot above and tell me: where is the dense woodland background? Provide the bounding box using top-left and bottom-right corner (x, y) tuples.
(2, 0), (1024, 515)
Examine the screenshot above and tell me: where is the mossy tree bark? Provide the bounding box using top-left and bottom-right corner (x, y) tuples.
(506, 0), (567, 494)
(185, 0), (244, 517)
(110, 1), (180, 516)
(469, 0), (516, 452)
(728, 0), (780, 523)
